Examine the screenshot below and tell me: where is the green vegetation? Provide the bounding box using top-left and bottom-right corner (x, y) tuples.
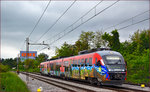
(0, 64), (10, 72)
(1, 29), (149, 85)
(18, 53), (48, 72)
(0, 72), (30, 92)
(52, 29), (149, 85)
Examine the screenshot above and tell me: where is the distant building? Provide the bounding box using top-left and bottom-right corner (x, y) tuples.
(20, 51), (37, 62)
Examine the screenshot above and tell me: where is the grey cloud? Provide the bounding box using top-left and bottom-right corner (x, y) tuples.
(1, 1), (149, 58)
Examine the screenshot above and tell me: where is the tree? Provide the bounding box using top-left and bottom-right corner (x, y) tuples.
(78, 31), (95, 50)
(2, 58), (17, 68)
(130, 29), (149, 54)
(24, 59), (35, 69)
(36, 53), (48, 63)
(55, 42), (76, 58)
(92, 30), (106, 48)
(74, 40), (82, 53)
(102, 29), (120, 51)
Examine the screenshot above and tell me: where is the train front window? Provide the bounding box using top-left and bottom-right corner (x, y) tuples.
(103, 55), (124, 65)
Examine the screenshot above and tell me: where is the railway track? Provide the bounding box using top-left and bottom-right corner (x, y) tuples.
(20, 72), (148, 92)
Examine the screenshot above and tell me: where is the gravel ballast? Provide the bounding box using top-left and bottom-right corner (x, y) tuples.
(18, 73), (68, 92)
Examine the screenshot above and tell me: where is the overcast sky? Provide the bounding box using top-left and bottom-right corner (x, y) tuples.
(1, 0), (149, 59)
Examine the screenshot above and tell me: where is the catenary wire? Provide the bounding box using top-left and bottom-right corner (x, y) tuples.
(117, 17), (149, 30)
(45, 0), (103, 42)
(103, 10), (150, 31)
(28, 0), (51, 38)
(35, 0), (77, 43)
(39, 0), (120, 52)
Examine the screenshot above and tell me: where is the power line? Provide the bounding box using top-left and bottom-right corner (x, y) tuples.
(28, 0), (51, 38)
(20, 0), (51, 52)
(45, 0), (103, 42)
(103, 10), (150, 31)
(35, 0), (76, 43)
(117, 17), (149, 30)
(20, 40), (26, 51)
(39, 17), (149, 53)
(39, 0), (120, 52)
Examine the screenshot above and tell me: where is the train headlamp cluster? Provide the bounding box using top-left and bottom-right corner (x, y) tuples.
(108, 69), (125, 72)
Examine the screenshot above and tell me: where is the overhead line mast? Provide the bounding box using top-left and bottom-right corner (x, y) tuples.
(19, 0), (51, 52)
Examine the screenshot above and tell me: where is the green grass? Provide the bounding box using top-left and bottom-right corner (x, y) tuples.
(0, 72), (30, 92)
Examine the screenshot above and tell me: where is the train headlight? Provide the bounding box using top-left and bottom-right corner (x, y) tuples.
(109, 69), (125, 71)
(121, 69), (125, 71)
(108, 69), (114, 71)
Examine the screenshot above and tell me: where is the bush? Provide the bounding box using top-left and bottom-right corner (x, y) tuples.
(124, 49), (149, 85)
(0, 64), (9, 72)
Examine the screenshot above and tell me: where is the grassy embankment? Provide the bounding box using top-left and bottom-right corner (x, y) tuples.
(0, 72), (30, 92)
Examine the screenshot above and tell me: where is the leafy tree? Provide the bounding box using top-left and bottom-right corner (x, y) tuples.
(24, 59), (35, 69)
(92, 31), (106, 48)
(102, 29), (120, 51)
(55, 42), (76, 58)
(78, 31), (95, 50)
(130, 30), (149, 54)
(2, 58), (17, 68)
(75, 40), (82, 53)
(36, 53), (48, 63)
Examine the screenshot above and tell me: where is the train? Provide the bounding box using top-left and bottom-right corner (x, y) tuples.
(40, 48), (127, 85)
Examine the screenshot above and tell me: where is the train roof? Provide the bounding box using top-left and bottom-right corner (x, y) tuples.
(40, 50), (122, 64)
(96, 51), (122, 57)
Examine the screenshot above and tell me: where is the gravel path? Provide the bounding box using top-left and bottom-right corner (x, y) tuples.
(18, 73), (68, 92)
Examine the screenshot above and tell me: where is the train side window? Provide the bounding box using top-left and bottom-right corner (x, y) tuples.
(78, 59), (80, 67)
(95, 58), (97, 64)
(51, 63), (54, 70)
(70, 59), (72, 65)
(81, 59), (84, 67)
(81, 59), (84, 64)
(85, 58), (88, 66)
(89, 58), (92, 66)
(75, 60), (77, 64)
(96, 60), (101, 66)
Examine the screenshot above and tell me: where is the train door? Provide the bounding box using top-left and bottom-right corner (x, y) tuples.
(72, 59), (78, 78)
(50, 63), (54, 75)
(88, 57), (93, 77)
(63, 61), (69, 77)
(46, 63), (48, 74)
(69, 59), (73, 78)
(94, 57), (104, 82)
(78, 59), (81, 79)
(80, 58), (85, 79)
(94, 57), (98, 77)
(84, 58), (88, 78)
(40, 64), (44, 74)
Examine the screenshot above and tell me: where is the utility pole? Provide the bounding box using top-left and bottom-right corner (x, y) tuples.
(17, 53), (19, 74)
(26, 37), (29, 84)
(25, 38), (50, 84)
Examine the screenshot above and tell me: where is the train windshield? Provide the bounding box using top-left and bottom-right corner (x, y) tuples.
(102, 55), (125, 65)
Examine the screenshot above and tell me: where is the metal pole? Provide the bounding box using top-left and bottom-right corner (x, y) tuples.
(17, 54), (19, 74)
(26, 38), (29, 84)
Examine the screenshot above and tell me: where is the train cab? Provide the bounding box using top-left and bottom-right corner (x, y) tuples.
(94, 51), (127, 85)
